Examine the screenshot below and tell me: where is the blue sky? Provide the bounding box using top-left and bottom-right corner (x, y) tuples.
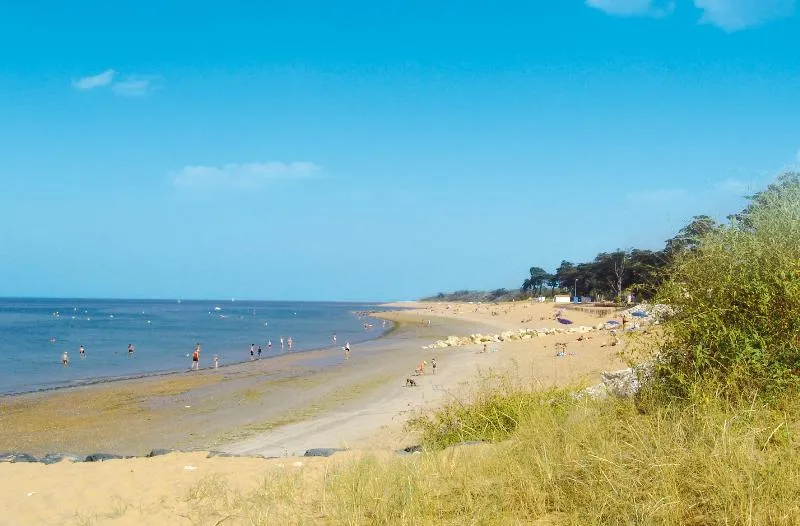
(1, 1), (798, 301)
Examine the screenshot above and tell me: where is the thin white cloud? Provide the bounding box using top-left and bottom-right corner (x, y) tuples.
(627, 188), (688, 203)
(716, 178), (753, 194)
(112, 79), (152, 97)
(171, 162), (322, 189)
(693, 0), (795, 31)
(586, 0), (675, 16)
(72, 69), (116, 90)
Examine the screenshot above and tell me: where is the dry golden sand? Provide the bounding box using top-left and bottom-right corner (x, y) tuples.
(0, 300), (637, 525)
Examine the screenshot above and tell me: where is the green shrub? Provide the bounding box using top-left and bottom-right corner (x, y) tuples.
(650, 173), (800, 401)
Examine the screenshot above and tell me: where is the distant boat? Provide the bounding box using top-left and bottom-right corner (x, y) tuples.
(214, 306), (222, 311)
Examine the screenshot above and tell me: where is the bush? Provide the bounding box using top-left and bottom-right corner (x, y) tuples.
(649, 173), (800, 401)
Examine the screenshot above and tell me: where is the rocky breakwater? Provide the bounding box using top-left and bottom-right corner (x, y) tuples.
(421, 324), (605, 350)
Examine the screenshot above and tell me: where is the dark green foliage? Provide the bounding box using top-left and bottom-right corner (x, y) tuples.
(649, 172), (800, 401)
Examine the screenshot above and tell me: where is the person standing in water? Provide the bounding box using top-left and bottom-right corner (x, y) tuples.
(127, 343), (135, 357)
(280, 337), (284, 351)
(332, 333), (337, 345)
(287, 336), (293, 351)
(257, 345), (262, 359)
(79, 345), (85, 358)
(191, 343), (200, 370)
(62, 351), (69, 366)
(344, 341), (350, 360)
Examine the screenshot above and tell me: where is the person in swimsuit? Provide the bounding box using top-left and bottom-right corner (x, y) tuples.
(79, 345), (85, 358)
(257, 345), (262, 359)
(344, 341), (350, 360)
(191, 343), (200, 370)
(62, 351), (69, 366)
(127, 343), (134, 357)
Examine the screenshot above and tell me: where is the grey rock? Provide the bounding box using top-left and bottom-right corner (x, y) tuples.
(304, 448), (345, 457)
(206, 451), (238, 458)
(0, 453), (39, 463)
(396, 445), (423, 455)
(42, 453), (83, 464)
(147, 448), (175, 458)
(85, 453), (126, 462)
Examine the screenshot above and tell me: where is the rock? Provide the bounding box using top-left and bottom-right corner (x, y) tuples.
(41, 453), (82, 464)
(0, 453), (39, 463)
(207, 451), (238, 458)
(396, 445), (423, 456)
(304, 448), (346, 457)
(85, 453), (126, 462)
(599, 368), (646, 398)
(147, 448), (175, 458)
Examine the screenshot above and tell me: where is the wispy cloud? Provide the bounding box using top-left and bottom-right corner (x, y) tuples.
(586, 0), (675, 17)
(111, 78), (153, 97)
(693, 0), (795, 31)
(171, 162), (322, 189)
(72, 69), (158, 96)
(716, 178), (754, 194)
(627, 188), (688, 203)
(587, 0), (794, 29)
(71, 69), (116, 90)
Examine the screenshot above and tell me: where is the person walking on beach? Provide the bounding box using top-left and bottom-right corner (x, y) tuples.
(344, 341), (350, 360)
(127, 343), (135, 357)
(191, 343), (200, 370)
(62, 351), (69, 366)
(79, 345), (85, 358)
(280, 337), (284, 351)
(249, 344), (255, 361)
(431, 357), (437, 375)
(257, 345), (262, 359)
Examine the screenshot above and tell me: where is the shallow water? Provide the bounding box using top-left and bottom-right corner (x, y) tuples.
(0, 298), (391, 395)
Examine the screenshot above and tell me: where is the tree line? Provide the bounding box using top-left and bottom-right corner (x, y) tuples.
(522, 173), (799, 302)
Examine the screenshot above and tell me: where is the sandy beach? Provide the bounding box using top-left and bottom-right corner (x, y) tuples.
(0, 300), (634, 524)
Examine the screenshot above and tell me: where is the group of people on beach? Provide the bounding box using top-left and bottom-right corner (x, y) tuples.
(60, 343), (135, 366)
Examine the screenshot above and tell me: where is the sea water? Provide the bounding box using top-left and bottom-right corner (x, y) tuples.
(0, 298), (390, 395)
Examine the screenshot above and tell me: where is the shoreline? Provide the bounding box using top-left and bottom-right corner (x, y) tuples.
(0, 299), (639, 524)
(0, 313), (399, 398)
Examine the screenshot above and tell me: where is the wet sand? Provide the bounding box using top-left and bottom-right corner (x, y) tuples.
(0, 300), (638, 524)
(0, 311), (483, 456)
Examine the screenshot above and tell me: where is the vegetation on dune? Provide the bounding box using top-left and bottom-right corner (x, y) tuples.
(647, 172), (800, 401)
(182, 173), (800, 525)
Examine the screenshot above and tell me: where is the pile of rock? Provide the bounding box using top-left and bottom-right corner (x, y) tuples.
(621, 303), (672, 323)
(422, 324), (604, 350)
(580, 363), (653, 399)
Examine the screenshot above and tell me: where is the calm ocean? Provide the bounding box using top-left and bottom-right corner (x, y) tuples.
(0, 298), (391, 395)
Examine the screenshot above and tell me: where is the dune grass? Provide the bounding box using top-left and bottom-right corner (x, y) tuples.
(184, 375), (800, 525)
